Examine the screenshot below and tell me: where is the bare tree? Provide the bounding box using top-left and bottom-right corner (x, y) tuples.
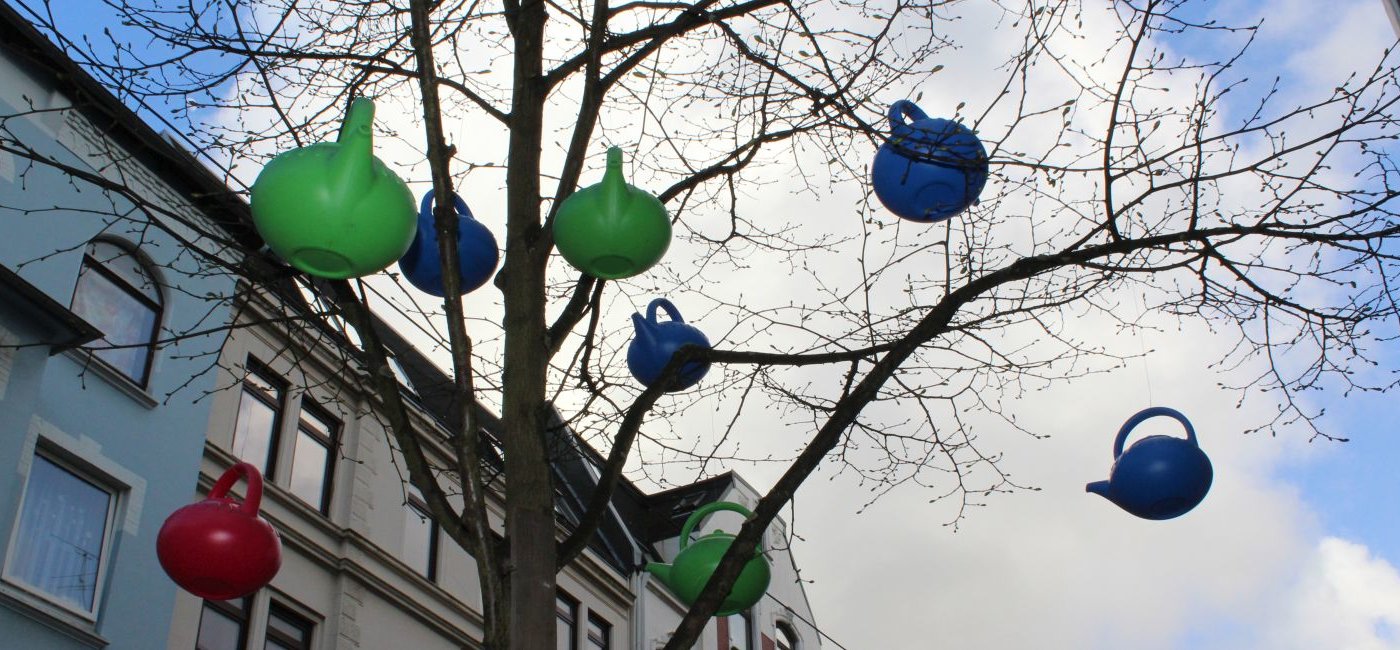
(4, 0), (1398, 647)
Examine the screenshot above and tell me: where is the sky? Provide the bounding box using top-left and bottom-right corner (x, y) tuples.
(14, 0), (1400, 648)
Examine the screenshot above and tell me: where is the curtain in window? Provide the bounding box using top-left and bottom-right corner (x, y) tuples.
(10, 456), (112, 613)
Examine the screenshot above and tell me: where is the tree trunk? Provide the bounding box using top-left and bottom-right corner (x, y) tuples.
(501, 0), (555, 646)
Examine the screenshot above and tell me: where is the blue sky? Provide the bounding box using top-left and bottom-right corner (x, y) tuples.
(11, 0), (1400, 647)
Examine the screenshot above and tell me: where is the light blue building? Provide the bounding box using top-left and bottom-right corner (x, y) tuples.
(0, 4), (244, 647)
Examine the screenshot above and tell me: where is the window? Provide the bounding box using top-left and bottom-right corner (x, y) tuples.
(776, 621), (799, 650)
(70, 239), (162, 386)
(229, 359), (340, 517)
(5, 453), (116, 617)
(385, 353), (417, 395)
(287, 401), (337, 514)
(556, 592), (579, 650)
(264, 602), (314, 650)
(402, 488), (438, 580)
(585, 612), (611, 650)
(195, 598), (250, 650)
(725, 610), (753, 650)
(231, 362), (286, 476)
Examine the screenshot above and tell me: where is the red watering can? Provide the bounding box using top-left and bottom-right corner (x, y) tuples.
(157, 463), (282, 600)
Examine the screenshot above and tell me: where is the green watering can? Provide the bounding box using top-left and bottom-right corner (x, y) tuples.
(553, 147), (671, 279)
(250, 98), (416, 279)
(645, 501), (771, 616)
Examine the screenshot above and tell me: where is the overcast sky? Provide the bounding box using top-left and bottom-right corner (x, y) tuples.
(21, 0), (1400, 647)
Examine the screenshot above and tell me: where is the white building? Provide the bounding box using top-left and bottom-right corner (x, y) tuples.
(167, 277), (823, 650)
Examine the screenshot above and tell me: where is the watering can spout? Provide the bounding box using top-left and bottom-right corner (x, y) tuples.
(631, 312), (655, 346)
(644, 561), (672, 586)
(601, 146), (627, 215)
(1085, 480), (1111, 498)
(331, 98), (377, 196)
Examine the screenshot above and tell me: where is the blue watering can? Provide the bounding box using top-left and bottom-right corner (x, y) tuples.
(1086, 407), (1213, 520)
(397, 190), (499, 297)
(628, 298), (711, 392)
(870, 100), (989, 222)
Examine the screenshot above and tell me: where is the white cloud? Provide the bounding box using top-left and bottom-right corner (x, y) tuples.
(1265, 537), (1400, 650)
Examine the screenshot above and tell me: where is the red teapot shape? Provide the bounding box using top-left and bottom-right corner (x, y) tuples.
(157, 463), (282, 599)
(250, 98), (416, 279)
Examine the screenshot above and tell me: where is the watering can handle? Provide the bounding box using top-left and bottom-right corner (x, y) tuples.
(208, 462), (264, 517)
(419, 190), (474, 221)
(646, 298), (685, 325)
(678, 501), (754, 552)
(1112, 406), (1197, 459)
(888, 100), (930, 129)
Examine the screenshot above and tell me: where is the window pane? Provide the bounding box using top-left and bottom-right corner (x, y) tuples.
(556, 594), (577, 650)
(232, 388), (278, 474)
(86, 241), (159, 302)
(586, 614), (610, 650)
(71, 262), (157, 383)
(776, 622), (798, 650)
(9, 455), (112, 613)
(288, 431), (329, 511)
(196, 604), (245, 650)
(402, 502), (434, 579)
(265, 604), (313, 650)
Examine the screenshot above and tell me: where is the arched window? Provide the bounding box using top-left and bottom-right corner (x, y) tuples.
(70, 239), (162, 386)
(776, 621), (799, 650)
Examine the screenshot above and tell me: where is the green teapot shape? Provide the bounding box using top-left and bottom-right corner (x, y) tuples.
(553, 147), (671, 279)
(645, 501), (771, 616)
(250, 98), (416, 279)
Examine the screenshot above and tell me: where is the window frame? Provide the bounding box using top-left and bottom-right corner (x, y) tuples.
(288, 398), (339, 515)
(1, 450), (119, 621)
(231, 360), (288, 478)
(263, 600), (315, 650)
(775, 621), (799, 650)
(195, 597), (251, 650)
(403, 493), (440, 582)
(70, 239), (163, 387)
(585, 611), (611, 650)
(556, 591), (580, 650)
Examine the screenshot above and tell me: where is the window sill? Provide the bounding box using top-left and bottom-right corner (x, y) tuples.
(0, 581), (108, 648)
(61, 349), (157, 409)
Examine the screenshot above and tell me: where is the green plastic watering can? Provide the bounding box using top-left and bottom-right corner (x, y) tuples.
(250, 98), (416, 279)
(645, 501), (770, 616)
(553, 147), (670, 279)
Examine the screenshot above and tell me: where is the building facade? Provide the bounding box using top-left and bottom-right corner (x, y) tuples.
(0, 4), (824, 649)
(0, 4), (244, 648)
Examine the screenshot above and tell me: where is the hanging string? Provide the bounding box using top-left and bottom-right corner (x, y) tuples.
(1134, 288), (1155, 407)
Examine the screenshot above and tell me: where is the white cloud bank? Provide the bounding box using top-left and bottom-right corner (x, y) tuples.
(1267, 538), (1400, 650)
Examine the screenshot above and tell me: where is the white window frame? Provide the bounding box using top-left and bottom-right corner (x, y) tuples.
(1, 418), (144, 632)
(2, 448), (119, 621)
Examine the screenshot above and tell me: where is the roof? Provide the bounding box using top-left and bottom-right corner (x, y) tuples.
(0, 0), (262, 251)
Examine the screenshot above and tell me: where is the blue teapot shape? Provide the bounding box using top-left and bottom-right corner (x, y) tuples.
(871, 100), (989, 222)
(627, 298), (711, 392)
(1086, 407), (1213, 520)
(397, 190), (499, 297)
